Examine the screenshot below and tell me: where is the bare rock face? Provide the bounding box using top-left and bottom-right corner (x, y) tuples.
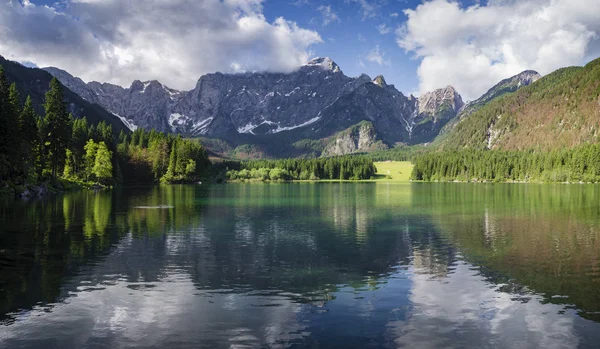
(409, 86), (464, 143)
(321, 121), (386, 156)
(44, 58), (465, 145)
(417, 86), (464, 116)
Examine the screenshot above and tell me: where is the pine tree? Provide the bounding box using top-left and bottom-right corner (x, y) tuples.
(43, 78), (72, 178)
(96, 121), (113, 145)
(93, 141), (113, 185)
(71, 117), (89, 176)
(84, 139), (98, 181)
(5, 83), (22, 178)
(0, 66), (10, 181)
(19, 96), (39, 183)
(166, 139), (178, 177)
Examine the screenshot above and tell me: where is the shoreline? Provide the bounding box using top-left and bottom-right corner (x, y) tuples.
(1, 180), (111, 199)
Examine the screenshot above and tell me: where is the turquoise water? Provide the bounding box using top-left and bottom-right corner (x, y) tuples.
(1, 183), (599, 348)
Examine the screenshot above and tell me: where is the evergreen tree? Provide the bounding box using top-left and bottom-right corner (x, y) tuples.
(166, 139), (178, 178)
(84, 139), (98, 181)
(148, 137), (169, 180)
(93, 141), (113, 185)
(0, 66), (10, 180)
(43, 78), (72, 178)
(96, 121), (113, 145)
(19, 97), (39, 183)
(36, 116), (47, 179)
(71, 117), (89, 176)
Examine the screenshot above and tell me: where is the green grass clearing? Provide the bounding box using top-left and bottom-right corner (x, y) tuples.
(373, 161), (413, 182)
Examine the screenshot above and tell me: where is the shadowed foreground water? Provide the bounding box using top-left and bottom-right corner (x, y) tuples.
(1, 183), (600, 348)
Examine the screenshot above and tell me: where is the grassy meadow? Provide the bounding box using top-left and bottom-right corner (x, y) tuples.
(373, 161), (413, 182)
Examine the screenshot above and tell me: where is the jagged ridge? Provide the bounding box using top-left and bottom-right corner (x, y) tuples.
(43, 58), (464, 146)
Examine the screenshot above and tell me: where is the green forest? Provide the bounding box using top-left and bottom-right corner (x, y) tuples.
(224, 156), (377, 181)
(410, 145), (600, 183)
(0, 66), (211, 193)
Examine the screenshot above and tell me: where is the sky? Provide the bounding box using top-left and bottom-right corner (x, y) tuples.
(1, 0), (600, 101)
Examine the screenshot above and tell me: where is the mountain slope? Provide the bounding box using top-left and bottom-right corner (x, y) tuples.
(0, 56), (127, 133)
(436, 70), (541, 140)
(441, 58), (600, 150)
(44, 58), (464, 146)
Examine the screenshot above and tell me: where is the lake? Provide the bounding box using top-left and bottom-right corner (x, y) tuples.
(1, 183), (600, 348)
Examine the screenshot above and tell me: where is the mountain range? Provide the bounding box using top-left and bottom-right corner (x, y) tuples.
(1, 53), (558, 158)
(42, 57), (474, 156)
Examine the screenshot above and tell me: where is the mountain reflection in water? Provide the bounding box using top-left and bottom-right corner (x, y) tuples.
(1, 183), (599, 348)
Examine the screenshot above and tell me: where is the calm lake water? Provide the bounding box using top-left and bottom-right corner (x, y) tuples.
(1, 183), (600, 348)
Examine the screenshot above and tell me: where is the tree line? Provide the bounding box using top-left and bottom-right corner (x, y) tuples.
(0, 66), (210, 190)
(225, 156), (377, 181)
(117, 128), (211, 184)
(411, 145), (600, 183)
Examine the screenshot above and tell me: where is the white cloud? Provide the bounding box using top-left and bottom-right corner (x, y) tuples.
(366, 45), (391, 66)
(346, 0), (378, 20)
(290, 0), (310, 6)
(390, 12), (399, 18)
(396, 0), (600, 100)
(389, 260), (579, 348)
(317, 5), (340, 26)
(0, 0), (322, 90)
(377, 24), (392, 35)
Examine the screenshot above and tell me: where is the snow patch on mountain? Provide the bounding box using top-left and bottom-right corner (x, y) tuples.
(271, 116), (321, 133)
(113, 113), (138, 131)
(303, 57), (341, 73)
(192, 117), (213, 135)
(237, 122), (258, 134)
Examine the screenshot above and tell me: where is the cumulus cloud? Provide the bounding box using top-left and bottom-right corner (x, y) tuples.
(366, 45), (391, 66)
(0, 0), (322, 90)
(317, 5), (340, 26)
(396, 0), (600, 100)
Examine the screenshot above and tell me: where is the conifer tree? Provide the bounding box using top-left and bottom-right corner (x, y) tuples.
(0, 66), (10, 180)
(71, 117), (89, 175)
(6, 83), (22, 177)
(84, 139), (98, 181)
(43, 78), (72, 178)
(19, 97), (39, 183)
(93, 141), (113, 185)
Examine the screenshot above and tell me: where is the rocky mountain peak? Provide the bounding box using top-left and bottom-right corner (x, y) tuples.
(515, 70), (542, 86)
(303, 57), (341, 73)
(130, 80), (144, 90)
(471, 70), (542, 106)
(372, 75), (387, 88)
(418, 85), (464, 116)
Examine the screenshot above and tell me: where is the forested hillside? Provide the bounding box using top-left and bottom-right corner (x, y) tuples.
(411, 145), (600, 183)
(0, 67), (211, 194)
(0, 55), (127, 133)
(441, 57), (600, 151)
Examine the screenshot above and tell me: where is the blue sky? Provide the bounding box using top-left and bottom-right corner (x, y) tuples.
(3, 0), (599, 100)
(261, 0), (429, 95)
(29, 0), (439, 94)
